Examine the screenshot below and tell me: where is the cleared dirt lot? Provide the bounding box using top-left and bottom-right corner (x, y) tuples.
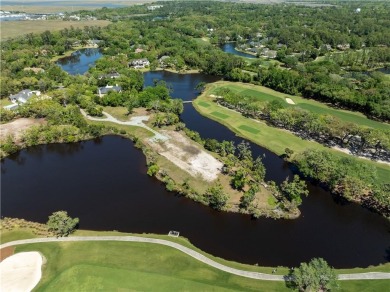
(0, 118), (46, 141)
(148, 130), (223, 182)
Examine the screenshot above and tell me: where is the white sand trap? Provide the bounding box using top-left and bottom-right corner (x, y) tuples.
(0, 251), (42, 292)
(285, 98), (295, 105)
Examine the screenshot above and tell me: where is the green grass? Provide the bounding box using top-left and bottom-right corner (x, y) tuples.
(198, 101), (211, 108)
(1, 229), (37, 243)
(1, 20), (111, 41)
(195, 82), (390, 184)
(2, 228), (389, 291)
(339, 280), (390, 291)
(103, 106), (130, 121)
(194, 37), (211, 46)
(15, 241), (288, 291)
(238, 124), (260, 134)
(211, 111), (229, 119)
(0, 98), (13, 107)
(218, 82), (389, 131)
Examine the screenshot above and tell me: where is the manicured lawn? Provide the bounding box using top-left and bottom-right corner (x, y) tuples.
(2, 228), (389, 291)
(198, 101), (211, 108)
(211, 111), (229, 119)
(15, 241), (288, 291)
(239, 124), (260, 134)
(216, 82), (389, 131)
(339, 280), (390, 291)
(194, 82), (390, 184)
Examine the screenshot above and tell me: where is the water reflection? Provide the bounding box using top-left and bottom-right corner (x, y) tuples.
(56, 48), (102, 75)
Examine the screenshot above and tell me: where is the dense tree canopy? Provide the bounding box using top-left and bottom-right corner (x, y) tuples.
(47, 210), (79, 237)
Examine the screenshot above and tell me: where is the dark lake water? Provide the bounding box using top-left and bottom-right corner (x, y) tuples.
(221, 43), (257, 59)
(2, 71), (390, 268)
(56, 48), (102, 75)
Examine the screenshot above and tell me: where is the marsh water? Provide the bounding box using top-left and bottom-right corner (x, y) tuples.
(2, 70), (390, 268)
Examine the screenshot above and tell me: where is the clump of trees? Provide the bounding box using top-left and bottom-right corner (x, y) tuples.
(216, 89), (390, 162)
(183, 129), (309, 217)
(296, 149), (389, 217)
(47, 210), (79, 237)
(205, 180), (229, 211)
(290, 258), (339, 292)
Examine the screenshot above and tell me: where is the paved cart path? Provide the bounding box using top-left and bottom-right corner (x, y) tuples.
(1, 236), (390, 281)
(81, 110), (168, 142)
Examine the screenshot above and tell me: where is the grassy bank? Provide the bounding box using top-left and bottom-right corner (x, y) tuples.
(1, 226), (389, 291)
(194, 82), (389, 184)
(15, 241), (288, 291)
(1, 20), (111, 41)
(87, 108), (275, 214)
(215, 82), (389, 130)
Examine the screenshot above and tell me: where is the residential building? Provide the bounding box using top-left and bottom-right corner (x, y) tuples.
(97, 85), (122, 97)
(129, 58), (150, 69)
(9, 90), (41, 103)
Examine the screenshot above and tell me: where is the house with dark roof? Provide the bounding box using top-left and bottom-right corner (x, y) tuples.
(97, 85), (122, 97)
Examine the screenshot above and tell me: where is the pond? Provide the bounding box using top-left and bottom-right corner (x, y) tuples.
(220, 42), (257, 59)
(1, 71), (390, 268)
(56, 48), (102, 75)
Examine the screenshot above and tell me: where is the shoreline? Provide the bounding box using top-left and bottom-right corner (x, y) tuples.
(1, 219), (390, 273)
(50, 45), (101, 62)
(2, 236), (390, 280)
(193, 83), (390, 218)
(82, 110), (297, 219)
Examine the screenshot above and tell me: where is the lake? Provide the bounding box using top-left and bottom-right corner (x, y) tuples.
(221, 43), (257, 59)
(56, 48), (102, 75)
(1, 71), (390, 268)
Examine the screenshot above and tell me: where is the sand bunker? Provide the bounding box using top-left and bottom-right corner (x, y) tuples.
(285, 98), (295, 105)
(149, 130), (223, 181)
(0, 251), (43, 292)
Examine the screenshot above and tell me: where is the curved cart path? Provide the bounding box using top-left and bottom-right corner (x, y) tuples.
(81, 110), (168, 142)
(1, 236), (389, 281)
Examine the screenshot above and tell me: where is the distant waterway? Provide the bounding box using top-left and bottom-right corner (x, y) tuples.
(220, 42), (257, 59)
(2, 71), (390, 268)
(56, 48), (102, 75)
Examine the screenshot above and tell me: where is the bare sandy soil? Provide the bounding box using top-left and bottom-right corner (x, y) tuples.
(332, 146), (390, 166)
(148, 130), (223, 182)
(285, 98), (295, 105)
(0, 251), (42, 292)
(0, 118), (45, 142)
(0, 247), (14, 261)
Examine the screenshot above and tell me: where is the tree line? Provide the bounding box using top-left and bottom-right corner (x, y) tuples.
(216, 88), (390, 162)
